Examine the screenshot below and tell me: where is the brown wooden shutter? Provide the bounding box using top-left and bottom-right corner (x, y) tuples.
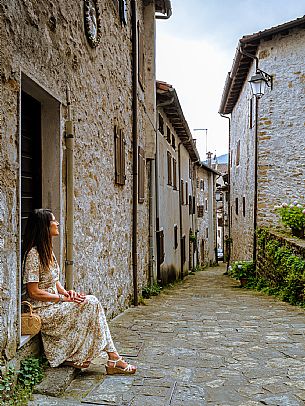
(180, 180), (184, 205)
(114, 126), (125, 185)
(174, 225), (178, 249)
(157, 229), (165, 264)
(185, 182), (188, 205)
(138, 146), (145, 203)
(173, 158), (177, 189)
(167, 151), (172, 185)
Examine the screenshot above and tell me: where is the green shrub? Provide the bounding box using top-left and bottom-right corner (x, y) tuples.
(142, 283), (162, 299)
(228, 260), (255, 280)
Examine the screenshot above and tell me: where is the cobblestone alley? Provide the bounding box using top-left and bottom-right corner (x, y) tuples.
(30, 264), (305, 406)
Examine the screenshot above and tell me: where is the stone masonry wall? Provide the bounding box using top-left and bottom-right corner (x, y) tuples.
(256, 28), (305, 228)
(0, 0), (152, 362)
(230, 67), (256, 261)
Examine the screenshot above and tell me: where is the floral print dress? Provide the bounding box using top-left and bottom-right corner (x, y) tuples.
(23, 247), (116, 367)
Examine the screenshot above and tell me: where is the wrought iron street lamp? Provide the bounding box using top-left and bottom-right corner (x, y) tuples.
(249, 69), (272, 98)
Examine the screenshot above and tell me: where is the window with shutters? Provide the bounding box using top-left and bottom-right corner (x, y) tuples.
(200, 179), (204, 191)
(205, 198), (208, 211)
(157, 229), (165, 264)
(181, 235), (186, 264)
(172, 134), (176, 149)
(192, 196), (196, 214)
(138, 146), (145, 203)
(167, 151), (172, 185)
(180, 179), (184, 205)
(174, 225), (178, 249)
(243, 196), (246, 217)
(196, 178), (199, 188)
(197, 205), (204, 217)
(236, 140), (240, 166)
(166, 126), (171, 143)
(158, 113), (164, 135)
(189, 195), (193, 214)
(206, 227), (209, 238)
(185, 182), (188, 205)
(249, 98), (253, 129)
(138, 22), (145, 89)
(114, 125), (126, 185)
(173, 158), (177, 189)
(235, 197), (239, 215)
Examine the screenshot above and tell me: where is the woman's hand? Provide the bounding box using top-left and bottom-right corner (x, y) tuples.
(68, 290), (87, 304)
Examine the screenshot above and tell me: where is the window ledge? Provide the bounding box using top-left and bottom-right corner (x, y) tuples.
(19, 334), (32, 348)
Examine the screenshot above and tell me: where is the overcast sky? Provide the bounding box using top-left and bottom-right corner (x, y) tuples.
(156, 1), (305, 160)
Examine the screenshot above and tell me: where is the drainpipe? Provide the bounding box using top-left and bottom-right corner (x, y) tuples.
(65, 86), (74, 290)
(131, 0), (138, 306)
(253, 99), (258, 263)
(148, 159), (154, 286)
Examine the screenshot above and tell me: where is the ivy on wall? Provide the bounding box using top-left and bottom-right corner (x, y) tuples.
(253, 228), (305, 306)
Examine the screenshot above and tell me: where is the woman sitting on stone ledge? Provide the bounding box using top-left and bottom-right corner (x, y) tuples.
(22, 208), (136, 374)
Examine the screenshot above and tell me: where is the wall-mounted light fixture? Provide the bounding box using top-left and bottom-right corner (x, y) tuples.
(249, 69), (273, 98)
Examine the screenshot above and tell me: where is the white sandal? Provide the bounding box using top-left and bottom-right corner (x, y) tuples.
(105, 356), (136, 375)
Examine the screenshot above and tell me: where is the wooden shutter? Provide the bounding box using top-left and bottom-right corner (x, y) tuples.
(185, 182), (188, 205)
(180, 180), (184, 205)
(167, 151), (172, 185)
(157, 229), (165, 264)
(114, 126), (125, 185)
(173, 158), (177, 189)
(174, 225), (178, 249)
(189, 195), (192, 214)
(138, 146), (145, 203)
(181, 235), (186, 264)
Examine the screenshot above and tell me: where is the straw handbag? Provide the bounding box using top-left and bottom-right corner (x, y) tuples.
(21, 301), (41, 335)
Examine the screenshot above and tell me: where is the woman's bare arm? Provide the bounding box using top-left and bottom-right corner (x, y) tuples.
(27, 282), (71, 303)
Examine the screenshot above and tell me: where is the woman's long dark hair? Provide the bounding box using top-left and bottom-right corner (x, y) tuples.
(22, 209), (54, 270)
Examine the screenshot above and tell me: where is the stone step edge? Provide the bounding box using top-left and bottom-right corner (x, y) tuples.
(34, 366), (79, 397)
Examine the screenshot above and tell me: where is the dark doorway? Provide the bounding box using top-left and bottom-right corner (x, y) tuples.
(21, 91), (42, 240)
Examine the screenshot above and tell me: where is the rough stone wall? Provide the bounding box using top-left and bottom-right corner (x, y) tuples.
(230, 66), (256, 261)
(0, 0), (153, 361)
(256, 29), (305, 228)
(230, 27), (305, 261)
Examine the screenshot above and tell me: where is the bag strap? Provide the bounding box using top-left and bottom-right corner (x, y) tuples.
(21, 301), (33, 316)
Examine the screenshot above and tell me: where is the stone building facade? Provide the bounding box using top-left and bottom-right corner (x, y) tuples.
(219, 16), (305, 261)
(195, 163), (218, 267)
(0, 0), (171, 364)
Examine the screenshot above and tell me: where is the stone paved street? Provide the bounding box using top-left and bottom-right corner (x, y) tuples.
(30, 264), (305, 405)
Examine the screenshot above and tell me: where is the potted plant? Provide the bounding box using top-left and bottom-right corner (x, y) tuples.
(274, 201), (305, 238)
(228, 260), (255, 286)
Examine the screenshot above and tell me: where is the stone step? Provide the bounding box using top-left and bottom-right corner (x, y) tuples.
(34, 366), (79, 397)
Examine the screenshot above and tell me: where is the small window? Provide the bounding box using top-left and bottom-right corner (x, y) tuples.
(172, 134), (176, 149)
(174, 225), (178, 249)
(236, 140), (240, 166)
(180, 180), (184, 205)
(235, 197), (238, 215)
(181, 235), (186, 264)
(114, 125), (125, 185)
(243, 196), (246, 217)
(206, 227), (209, 238)
(185, 182), (188, 205)
(200, 180), (204, 191)
(173, 158), (177, 190)
(189, 195), (192, 214)
(158, 113), (164, 135)
(167, 151), (172, 185)
(196, 178), (199, 188)
(157, 229), (164, 264)
(138, 146), (145, 203)
(193, 196), (196, 214)
(166, 126), (171, 143)
(205, 198), (208, 211)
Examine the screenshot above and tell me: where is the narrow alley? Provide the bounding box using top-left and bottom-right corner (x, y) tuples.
(30, 265), (305, 406)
